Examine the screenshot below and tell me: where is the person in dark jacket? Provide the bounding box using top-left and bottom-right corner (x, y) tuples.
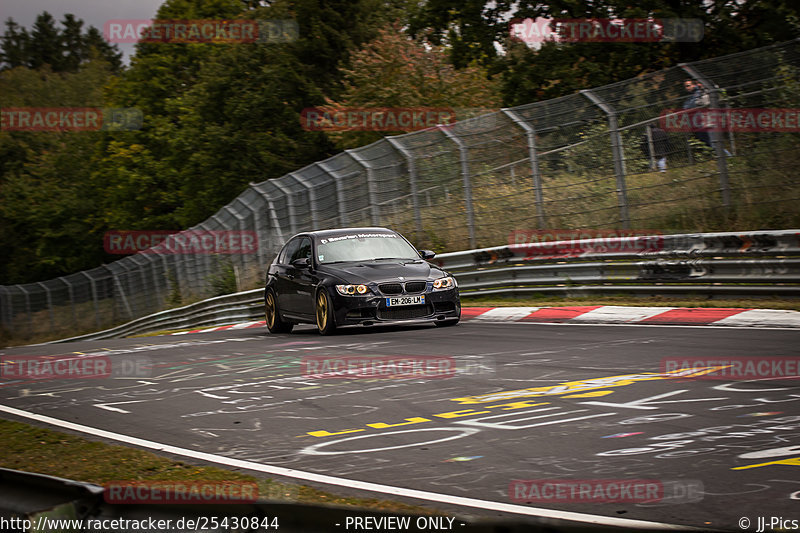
(683, 80), (712, 148)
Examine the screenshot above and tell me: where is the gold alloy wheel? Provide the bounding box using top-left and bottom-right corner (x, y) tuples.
(265, 291), (276, 328)
(316, 291), (328, 331)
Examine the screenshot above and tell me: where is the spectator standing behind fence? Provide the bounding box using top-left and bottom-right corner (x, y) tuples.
(683, 79), (712, 148)
(682, 79), (733, 156)
(641, 125), (670, 172)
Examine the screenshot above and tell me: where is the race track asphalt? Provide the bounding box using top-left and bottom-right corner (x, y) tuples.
(1, 320), (799, 531)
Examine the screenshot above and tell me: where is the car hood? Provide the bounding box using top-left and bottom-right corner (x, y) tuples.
(317, 260), (446, 284)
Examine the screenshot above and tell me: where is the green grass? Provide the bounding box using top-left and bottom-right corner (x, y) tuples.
(0, 418), (440, 514)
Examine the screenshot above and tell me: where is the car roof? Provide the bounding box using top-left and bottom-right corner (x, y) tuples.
(299, 227), (399, 239)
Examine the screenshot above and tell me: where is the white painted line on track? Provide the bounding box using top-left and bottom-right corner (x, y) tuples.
(470, 307), (540, 321)
(228, 321), (262, 330)
(0, 404), (698, 530)
(570, 306), (676, 323)
(712, 308), (800, 328)
(505, 320), (800, 331)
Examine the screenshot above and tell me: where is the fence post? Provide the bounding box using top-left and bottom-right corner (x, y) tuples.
(386, 137), (423, 239)
(580, 89), (631, 229)
(80, 271), (101, 330)
(645, 124), (656, 171)
(60, 278), (77, 328)
(110, 264), (135, 320)
(346, 149), (381, 226)
(0, 286), (10, 330)
(18, 285), (33, 334)
(37, 282), (55, 331)
(232, 198), (263, 276)
(289, 172), (319, 231)
(502, 108), (546, 229)
(269, 181), (298, 235)
(316, 162), (349, 227)
(680, 63), (732, 209)
(438, 126), (477, 249)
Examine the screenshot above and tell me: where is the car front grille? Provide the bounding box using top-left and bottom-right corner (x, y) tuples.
(379, 283), (403, 295)
(378, 304), (433, 320)
(379, 281), (427, 295)
(404, 281), (427, 293)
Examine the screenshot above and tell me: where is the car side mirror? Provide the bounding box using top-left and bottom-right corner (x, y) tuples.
(291, 257), (311, 269)
(419, 250), (436, 260)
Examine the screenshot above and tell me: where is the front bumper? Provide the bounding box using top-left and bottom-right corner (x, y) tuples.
(331, 287), (460, 326)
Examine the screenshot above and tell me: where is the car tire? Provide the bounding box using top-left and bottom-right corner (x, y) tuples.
(265, 288), (293, 334)
(434, 318), (460, 327)
(315, 289), (337, 336)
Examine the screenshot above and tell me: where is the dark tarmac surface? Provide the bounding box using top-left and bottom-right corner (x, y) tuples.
(1, 321), (799, 531)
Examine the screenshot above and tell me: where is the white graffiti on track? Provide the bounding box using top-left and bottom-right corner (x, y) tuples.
(597, 415), (800, 458)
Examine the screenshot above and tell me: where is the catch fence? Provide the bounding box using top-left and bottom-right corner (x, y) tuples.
(2, 39), (799, 340)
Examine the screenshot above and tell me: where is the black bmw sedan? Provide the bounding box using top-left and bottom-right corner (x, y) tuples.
(264, 227), (461, 335)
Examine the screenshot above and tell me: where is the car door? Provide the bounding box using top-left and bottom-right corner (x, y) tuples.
(285, 236), (315, 318)
(273, 237), (301, 314)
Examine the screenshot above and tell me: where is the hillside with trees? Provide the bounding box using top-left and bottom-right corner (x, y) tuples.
(1, 0), (798, 284)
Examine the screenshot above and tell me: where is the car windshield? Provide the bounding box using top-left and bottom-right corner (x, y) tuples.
(316, 233), (420, 264)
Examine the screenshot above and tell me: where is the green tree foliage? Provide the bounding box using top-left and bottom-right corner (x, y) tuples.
(0, 60), (118, 283)
(407, 0), (800, 105)
(320, 24), (501, 149)
(0, 13), (122, 72)
(407, 0), (514, 71)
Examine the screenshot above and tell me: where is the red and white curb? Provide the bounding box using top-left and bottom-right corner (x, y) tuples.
(169, 306), (800, 335)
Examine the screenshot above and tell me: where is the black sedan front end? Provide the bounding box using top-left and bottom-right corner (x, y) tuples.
(325, 270), (461, 327)
(264, 227), (461, 335)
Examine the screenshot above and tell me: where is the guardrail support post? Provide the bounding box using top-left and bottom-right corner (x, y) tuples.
(581, 89), (631, 229)
(502, 108), (546, 229)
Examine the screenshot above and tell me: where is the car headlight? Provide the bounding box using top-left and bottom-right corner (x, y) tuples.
(433, 276), (456, 290)
(336, 284), (369, 296)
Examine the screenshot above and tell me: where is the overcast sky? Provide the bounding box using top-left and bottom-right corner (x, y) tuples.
(2, 0), (166, 62)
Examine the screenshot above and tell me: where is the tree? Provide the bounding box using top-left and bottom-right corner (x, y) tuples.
(0, 12), (122, 72)
(319, 25), (501, 149)
(0, 19), (29, 69)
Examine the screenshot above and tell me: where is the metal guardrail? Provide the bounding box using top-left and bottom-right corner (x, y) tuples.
(49, 230), (800, 343)
(48, 289), (264, 343)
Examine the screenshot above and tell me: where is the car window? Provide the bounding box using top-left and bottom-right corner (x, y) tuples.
(289, 237), (312, 263)
(316, 232), (419, 263)
(278, 238), (301, 265)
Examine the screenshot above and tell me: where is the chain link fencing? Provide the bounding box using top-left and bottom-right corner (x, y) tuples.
(2, 39), (799, 342)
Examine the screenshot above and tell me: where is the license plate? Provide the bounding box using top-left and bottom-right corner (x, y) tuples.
(386, 295), (425, 306)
